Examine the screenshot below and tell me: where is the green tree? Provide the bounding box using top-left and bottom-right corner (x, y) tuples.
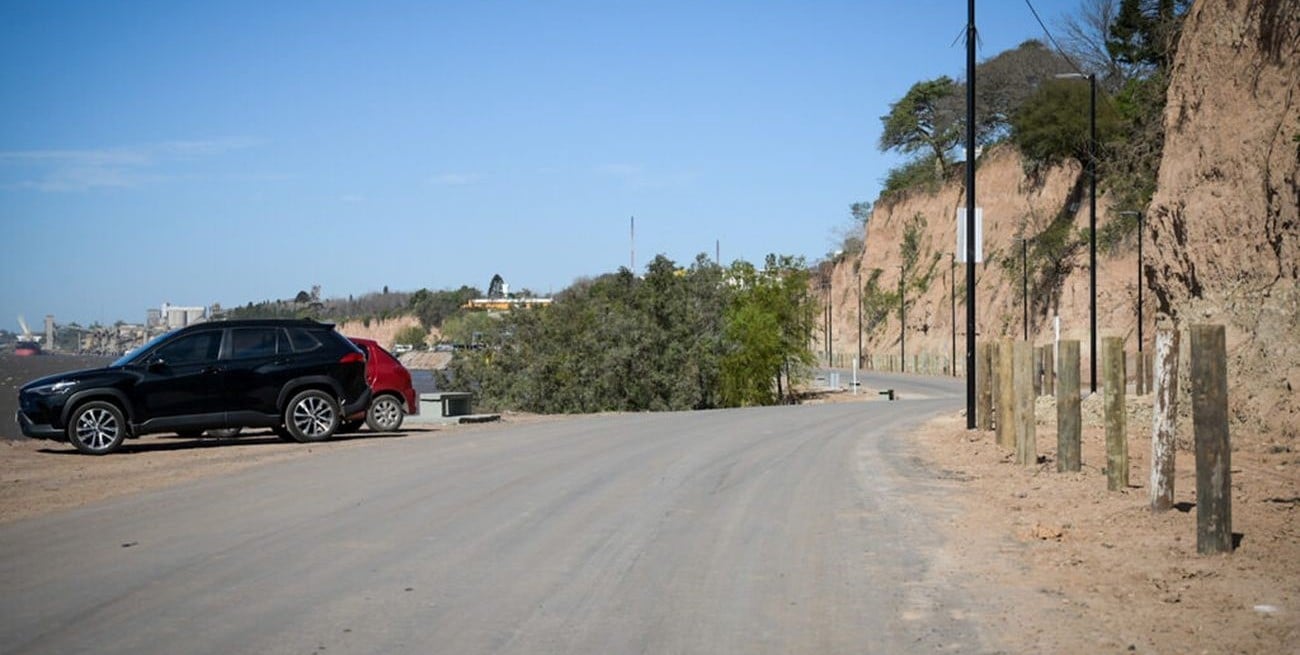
(440, 311), (499, 346)
(409, 286), (481, 329)
(879, 77), (961, 176)
(441, 253), (808, 414)
(393, 324), (428, 348)
(971, 40), (1075, 144)
(1010, 79), (1120, 166)
(720, 255), (815, 405)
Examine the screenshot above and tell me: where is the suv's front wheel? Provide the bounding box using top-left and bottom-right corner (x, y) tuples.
(284, 389), (340, 443)
(67, 401), (127, 455)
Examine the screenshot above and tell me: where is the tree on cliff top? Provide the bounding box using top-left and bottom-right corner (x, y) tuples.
(879, 77), (962, 177)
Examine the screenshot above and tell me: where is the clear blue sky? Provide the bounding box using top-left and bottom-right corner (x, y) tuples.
(1, 0), (1078, 327)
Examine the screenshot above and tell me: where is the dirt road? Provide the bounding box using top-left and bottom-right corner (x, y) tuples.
(1, 397), (985, 654)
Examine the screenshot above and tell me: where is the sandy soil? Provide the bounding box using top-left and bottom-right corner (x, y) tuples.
(910, 394), (1299, 654)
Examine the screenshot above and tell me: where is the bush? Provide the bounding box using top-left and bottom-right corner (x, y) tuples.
(881, 155), (943, 198)
(393, 325), (428, 348)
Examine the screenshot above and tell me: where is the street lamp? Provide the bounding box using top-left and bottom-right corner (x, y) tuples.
(1056, 71), (1097, 393)
(899, 264), (906, 373)
(857, 266), (863, 369)
(820, 276), (831, 365)
(950, 253), (956, 376)
(1019, 235), (1030, 341)
(1120, 210), (1144, 353)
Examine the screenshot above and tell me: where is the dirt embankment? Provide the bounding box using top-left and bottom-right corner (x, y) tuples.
(1145, 0), (1300, 444)
(823, 0), (1300, 447)
(335, 315), (439, 350)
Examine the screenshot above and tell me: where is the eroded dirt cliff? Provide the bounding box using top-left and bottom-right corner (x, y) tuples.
(1146, 0), (1300, 442)
(822, 0), (1299, 444)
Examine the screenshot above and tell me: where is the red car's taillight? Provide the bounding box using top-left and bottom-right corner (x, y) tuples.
(339, 352), (365, 365)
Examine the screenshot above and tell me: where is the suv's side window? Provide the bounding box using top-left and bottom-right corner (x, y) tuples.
(230, 327), (281, 359)
(156, 332), (222, 366)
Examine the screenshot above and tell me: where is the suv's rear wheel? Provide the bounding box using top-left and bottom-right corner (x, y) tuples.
(284, 389), (339, 443)
(366, 394), (405, 432)
(67, 401), (127, 455)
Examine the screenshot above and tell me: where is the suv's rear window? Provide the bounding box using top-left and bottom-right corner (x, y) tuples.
(287, 327), (324, 353)
(231, 327), (281, 359)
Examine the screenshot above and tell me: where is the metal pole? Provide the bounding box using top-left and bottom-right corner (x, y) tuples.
(1089, 74), (1097, 393)
(857, 268), (863, 368)
(951, 253), (956, 376)
(964, 0), (977, 426)
(1137, 211), (1144, 352)
(1120, 210), (1144, 352)
(1022, 237), (1029, 341)
(899, 264), (905, 373)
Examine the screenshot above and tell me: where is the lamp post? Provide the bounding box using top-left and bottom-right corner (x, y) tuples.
(1056, 71), (1097, 393)
(951, 253), (957, 376)
(899, 264), (906, 373)
(821, 277), (831, 365)
(857, 266), (863, 369)
(1120, 210), (1144, 353)
(1020, 235), (1029, 341)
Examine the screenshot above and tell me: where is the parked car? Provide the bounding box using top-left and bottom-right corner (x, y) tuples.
(345, 337), (418, 432)
(16, 319), (370, 455)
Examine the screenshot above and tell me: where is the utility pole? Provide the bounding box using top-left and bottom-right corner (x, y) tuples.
(1089, 74), (1097, 393)
(899, 264), (906, 373)
(630, 216), (636, 273)
(964, 0), (978, 426)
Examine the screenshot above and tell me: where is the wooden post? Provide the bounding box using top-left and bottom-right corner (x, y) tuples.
(997, 338), (1016, 449)
(990, 341), (1001, 432)
(1104, 336), (1129, 490)
(1032, 346), (1043, 397)
(1014, 340), (1036, 465)
(1151, 328), (1180, 512)
(1057, 340), (1081, 472)
(1192, 324), (1232, 554)
(1146, 351), (1155, 394)
(1135, 350), (1146, 395)
(977, 342), (994, 431)
(1043, 346), (1055, 397)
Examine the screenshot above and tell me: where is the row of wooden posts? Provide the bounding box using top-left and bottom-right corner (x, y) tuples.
(975, 325), (1233, 555)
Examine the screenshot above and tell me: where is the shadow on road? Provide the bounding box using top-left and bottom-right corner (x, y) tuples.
(37, 428), (428, 455)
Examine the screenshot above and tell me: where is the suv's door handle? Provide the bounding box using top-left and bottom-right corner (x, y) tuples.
(202, 366), (223, 375)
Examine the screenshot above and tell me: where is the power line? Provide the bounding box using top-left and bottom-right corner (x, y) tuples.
(1023, 0), (1086, 75)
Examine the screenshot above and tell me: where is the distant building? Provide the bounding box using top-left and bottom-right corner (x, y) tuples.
(146, 308), (162, 328)
(160, 302), (207, 329)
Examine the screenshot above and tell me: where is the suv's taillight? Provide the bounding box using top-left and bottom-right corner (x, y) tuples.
(339, 352), (365, 364)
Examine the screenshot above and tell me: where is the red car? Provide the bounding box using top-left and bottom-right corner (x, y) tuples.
(345, 337), (419, 432)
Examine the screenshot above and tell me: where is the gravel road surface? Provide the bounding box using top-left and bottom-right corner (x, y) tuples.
(1, 384), (983, 653)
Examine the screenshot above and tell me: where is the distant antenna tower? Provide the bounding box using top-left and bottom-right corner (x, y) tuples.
(630, 216), (635, 273)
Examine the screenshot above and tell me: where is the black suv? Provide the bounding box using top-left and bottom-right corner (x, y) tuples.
(17, 319), (371, 455)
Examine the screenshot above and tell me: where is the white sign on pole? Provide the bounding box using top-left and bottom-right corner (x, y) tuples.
(956, 208), (983, 263)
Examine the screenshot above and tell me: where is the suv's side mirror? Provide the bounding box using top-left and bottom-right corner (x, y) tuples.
(147, 356), (167, 372)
